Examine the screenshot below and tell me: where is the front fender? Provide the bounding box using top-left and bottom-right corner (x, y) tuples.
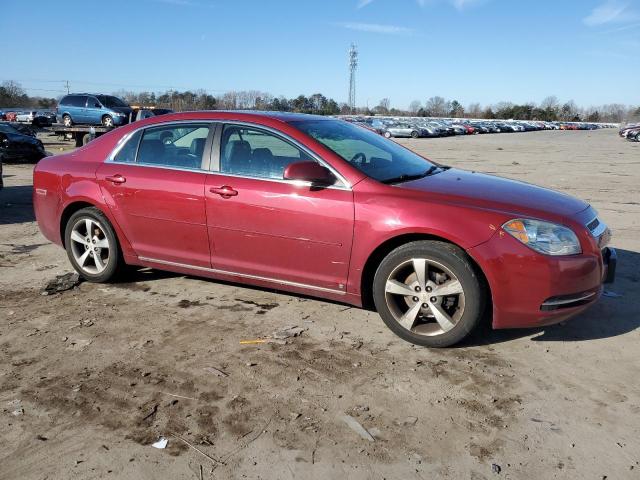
(347, 180), (508, 296)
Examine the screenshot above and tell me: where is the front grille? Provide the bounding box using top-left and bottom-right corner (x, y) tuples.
(586, 217), (600, 233)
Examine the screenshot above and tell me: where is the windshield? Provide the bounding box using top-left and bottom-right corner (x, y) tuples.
(290, 119), (436, 183)
(0, 124), (19, 135)
(96, 95), (129, 108)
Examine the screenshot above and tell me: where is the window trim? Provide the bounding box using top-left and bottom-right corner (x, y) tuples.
(212, 121), (350, 190)
(105, 119), (351, 190)
(107, 121), (216, 172)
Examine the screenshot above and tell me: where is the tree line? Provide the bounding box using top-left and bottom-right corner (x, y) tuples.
(1, 80), (638, 123)
(398, 96), (638, 123)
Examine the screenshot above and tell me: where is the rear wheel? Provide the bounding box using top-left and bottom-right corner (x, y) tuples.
(64, 207), (123, 282)
(373, 241), (486, 347)
(383, 131), (392, 138)
(62, 114), (72, 127)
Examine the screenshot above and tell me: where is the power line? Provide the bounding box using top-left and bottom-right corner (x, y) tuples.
(1, 78), (228, 94)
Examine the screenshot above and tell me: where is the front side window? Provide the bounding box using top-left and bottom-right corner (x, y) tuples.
(87, 96), (101, 108)
(290, 119), (437, 184)
(219, 125), (313, 180)
(136, 124), (210, 169)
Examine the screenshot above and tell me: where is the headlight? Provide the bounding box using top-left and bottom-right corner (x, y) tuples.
(502, 219), (581, 255)
(114, 112), (126, 117)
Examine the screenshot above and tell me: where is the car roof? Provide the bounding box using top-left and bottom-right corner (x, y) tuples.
(131, 110), (334, 125)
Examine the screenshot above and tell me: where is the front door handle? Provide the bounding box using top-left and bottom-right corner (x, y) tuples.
(105, 174), (126, 185)
(209, 186), (238, 198)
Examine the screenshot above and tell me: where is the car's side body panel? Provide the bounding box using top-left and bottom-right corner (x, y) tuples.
(205, 172), (355, 292)
(96, 163), (211, 268)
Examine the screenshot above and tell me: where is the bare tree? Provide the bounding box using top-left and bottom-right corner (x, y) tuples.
(377, 98), (391, 113)
(408, 100), (421, 114)
(560, 100), (578, 121)
(467, 102), (482, 118)
(424, 96), (449, 117)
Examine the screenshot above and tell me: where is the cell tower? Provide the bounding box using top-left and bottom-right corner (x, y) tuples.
(348, 43), (358, 113)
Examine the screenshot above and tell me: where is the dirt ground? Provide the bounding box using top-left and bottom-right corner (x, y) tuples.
(1, 129), (638, 480)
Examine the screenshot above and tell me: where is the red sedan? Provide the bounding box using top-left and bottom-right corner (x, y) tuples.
(33, 111), (616, 347)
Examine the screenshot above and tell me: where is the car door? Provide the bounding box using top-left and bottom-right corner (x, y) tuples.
(85, 96), (102, 125)
(71, 95), (87, 123)
(96, 122), (213, 267)
(204, 123), (354, 293)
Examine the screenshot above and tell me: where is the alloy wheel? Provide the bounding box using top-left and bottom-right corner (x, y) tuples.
(103, 116), (114, 127)
(384, 257), (465, 336)
(63, 115), (72, 127)
(69, 217), (111, 274)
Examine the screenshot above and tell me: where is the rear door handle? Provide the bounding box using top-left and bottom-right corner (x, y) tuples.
(209, 186), (238, 198)
(105, 174), (126, 185)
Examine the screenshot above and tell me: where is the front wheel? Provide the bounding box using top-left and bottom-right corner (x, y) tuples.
(62, 114), (72, 127)
(64, 207), (123, 282)
(383, 131), (392, 138)
(373, 240), (486, 347)
(410, 130), (419, 138)
(102, 115), (114, 127)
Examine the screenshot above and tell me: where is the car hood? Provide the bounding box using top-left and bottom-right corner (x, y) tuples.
(400, 168), (589, 220)
(109, 107), (133, 115)
(5, 132), (41, 145)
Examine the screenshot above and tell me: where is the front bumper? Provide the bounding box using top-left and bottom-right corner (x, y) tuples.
(112, 115), (129, 126)
(467, 234), (617, 329)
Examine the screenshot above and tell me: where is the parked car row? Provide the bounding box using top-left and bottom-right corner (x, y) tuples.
(619, 123), (640, 142)
(0, 109), (56, 126)
(341, 116), (615, 139)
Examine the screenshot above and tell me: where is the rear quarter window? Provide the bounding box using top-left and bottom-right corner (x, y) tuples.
(112, 130), (142, 163)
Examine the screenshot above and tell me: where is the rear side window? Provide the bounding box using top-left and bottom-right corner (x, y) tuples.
(137, 124), (210, 170)
(61, 95), (87, 107)
(113, 130), (142, 163)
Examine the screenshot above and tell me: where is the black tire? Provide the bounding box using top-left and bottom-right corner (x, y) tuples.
(410, 130), (419, 139)
(383, 131), (392, 138)
(102, 115), (114, 127)
(64, 207), (124, 283)
(62, 114), (72, 127)
(372, 240), (486, 347)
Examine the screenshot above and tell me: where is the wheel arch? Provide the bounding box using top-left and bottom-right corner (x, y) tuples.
(59, 200), (132, 258)
(59, 201), (99, 248)
(359, 232), (492, 314)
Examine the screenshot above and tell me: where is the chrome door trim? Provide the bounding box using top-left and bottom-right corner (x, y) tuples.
(104, 119), (352, 191)
(137, 256), (347, 295)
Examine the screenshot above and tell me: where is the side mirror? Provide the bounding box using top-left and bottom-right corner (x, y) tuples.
(94, 103), (102, 108)
(283, 161), (335, 186)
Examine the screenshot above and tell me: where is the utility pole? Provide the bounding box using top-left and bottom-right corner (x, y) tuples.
(64, 80), (70, 94)
(348, 43), (358, 114)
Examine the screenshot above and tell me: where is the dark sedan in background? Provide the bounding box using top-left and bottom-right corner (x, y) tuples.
(0, 122), (47, 188)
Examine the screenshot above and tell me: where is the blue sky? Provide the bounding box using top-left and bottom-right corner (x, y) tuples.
(2, 0), (639, 109)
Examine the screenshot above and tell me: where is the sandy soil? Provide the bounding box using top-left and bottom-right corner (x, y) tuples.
(0, 129), (638, 480)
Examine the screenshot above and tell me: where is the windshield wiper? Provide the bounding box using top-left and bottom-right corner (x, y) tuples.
(381, 165), (443, 184)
